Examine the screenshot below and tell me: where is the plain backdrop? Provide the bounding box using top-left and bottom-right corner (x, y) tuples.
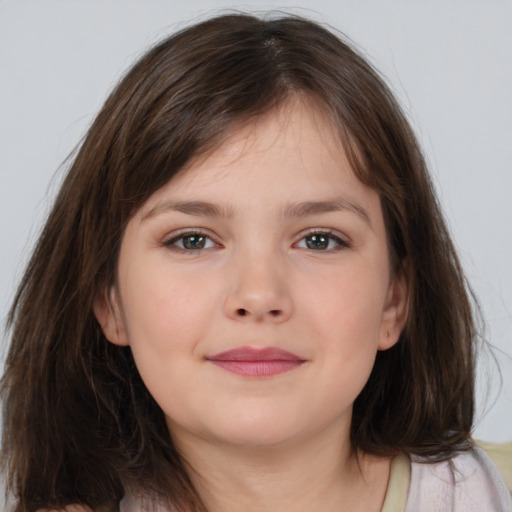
(1, 0), (511, 444)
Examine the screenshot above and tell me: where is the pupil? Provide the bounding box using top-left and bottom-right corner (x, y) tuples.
(183, 235), (205, 249)
(306, 235), (328, 250)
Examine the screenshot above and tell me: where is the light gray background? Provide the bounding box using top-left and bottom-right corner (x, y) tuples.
(1, 0), (511, 444)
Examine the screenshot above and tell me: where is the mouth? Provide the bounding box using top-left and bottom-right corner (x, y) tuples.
(206, 346), (305, 377)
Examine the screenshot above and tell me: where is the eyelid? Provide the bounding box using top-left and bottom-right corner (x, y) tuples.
(161, 227), (350, 252)
(293, 228), (351, 250)
(162, 228), (221, 251)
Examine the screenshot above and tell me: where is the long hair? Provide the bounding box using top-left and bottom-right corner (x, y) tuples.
(1, 13), (476, 511)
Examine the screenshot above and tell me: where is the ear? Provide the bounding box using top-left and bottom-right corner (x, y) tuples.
(378, 263), (409, 351)
(92, 287), (129, 346)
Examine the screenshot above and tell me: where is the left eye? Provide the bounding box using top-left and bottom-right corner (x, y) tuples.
(165, 233), (217, 251)
(295, 232), (347, 251)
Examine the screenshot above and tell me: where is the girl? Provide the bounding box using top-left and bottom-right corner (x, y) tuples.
(1, 12), (511, 512)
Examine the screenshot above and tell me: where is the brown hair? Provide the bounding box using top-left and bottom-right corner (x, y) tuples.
(1, 13), (476, 512)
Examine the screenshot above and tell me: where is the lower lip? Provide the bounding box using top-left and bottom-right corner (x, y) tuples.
(209, 360), (303, 377)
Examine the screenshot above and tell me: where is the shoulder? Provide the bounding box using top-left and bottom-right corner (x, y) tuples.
(406, 444), (512, 511)
(477, 440), (512, 491)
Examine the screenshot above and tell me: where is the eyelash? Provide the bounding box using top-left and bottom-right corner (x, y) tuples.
(162, 229), (350, 253)
(294, 229), (350, 252)
(162, 230), (220, 253)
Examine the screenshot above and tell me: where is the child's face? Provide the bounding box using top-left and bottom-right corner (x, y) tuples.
(95, 99), (408, 451)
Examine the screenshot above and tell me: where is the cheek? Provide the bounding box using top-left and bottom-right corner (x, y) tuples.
(295, 263), (388, 399)
(117, 263), (215, 418)
(303, 273), (386, 398)
(299, 262), (388, 345)
(118, 257), (219, 355)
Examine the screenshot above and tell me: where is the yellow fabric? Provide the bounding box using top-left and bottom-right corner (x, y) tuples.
(477, 440), (512, 493)
(381, 453), (410, 512)
(380, 442), (512, 511)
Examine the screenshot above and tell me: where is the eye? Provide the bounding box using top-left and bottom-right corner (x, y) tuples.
(295, 231), (349, 251)
(164, 232), (218, 251)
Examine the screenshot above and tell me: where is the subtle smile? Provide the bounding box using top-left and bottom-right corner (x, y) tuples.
(206, 347), (305, 377)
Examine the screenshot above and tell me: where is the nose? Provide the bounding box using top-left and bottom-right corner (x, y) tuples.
(223, 252), (293, 323)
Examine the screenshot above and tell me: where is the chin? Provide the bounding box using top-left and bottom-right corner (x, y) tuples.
(202, 410), (312, 449)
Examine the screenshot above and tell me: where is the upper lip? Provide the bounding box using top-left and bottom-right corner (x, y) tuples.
(207, 346), (304, 362)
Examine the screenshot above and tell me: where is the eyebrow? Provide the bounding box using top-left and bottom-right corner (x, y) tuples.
(284, 198), (372, 227)
(142, 200), (234, 221)
(142, 197), (371, 227)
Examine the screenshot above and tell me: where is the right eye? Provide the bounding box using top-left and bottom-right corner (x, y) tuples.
(294, 230), (350, 252)
(164, 232), (218, 251)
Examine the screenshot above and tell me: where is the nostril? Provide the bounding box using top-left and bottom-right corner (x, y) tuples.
(233, 308), (283, 318)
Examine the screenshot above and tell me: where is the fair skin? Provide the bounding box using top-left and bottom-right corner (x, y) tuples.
(94, 99), (408, 512)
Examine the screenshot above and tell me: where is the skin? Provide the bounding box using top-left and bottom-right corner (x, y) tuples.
(94, 98), (408, 511)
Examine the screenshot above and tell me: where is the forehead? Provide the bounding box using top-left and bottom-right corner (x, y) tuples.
(133, 99), (385, 241)
(152, 100), (356, 194)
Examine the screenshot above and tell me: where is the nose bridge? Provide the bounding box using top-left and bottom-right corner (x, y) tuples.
(224, 243), (293, 322)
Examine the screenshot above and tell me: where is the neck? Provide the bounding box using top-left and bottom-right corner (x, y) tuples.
(170, 422), (391, 512)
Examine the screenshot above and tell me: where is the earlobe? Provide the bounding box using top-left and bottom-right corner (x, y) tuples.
(92, 287), (129, 346)
(378, 266), (409, 351)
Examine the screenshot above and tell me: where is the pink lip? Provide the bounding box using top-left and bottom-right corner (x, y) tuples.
(207, 347), (305, 377)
